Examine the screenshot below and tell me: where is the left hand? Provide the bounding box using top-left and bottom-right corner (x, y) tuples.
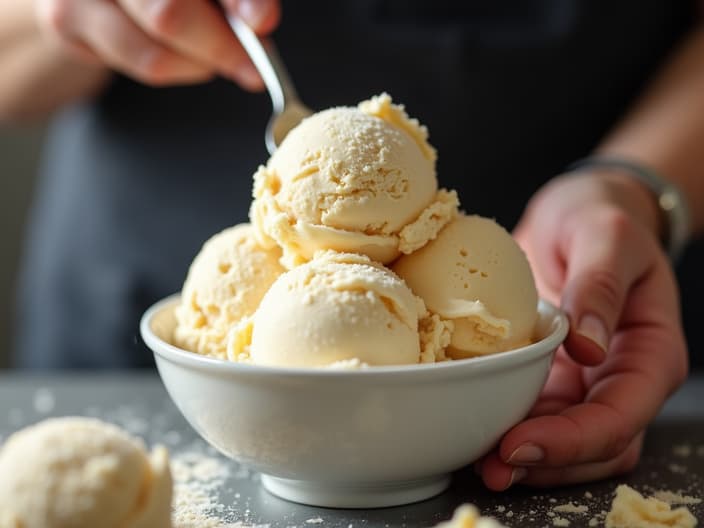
(476, 172), (689, 489)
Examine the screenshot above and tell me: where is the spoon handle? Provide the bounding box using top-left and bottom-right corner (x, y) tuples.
(227, 16), (299, 113)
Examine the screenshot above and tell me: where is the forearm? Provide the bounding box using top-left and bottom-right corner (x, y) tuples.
(0, 1), (109, 122)
(598, 26), (704, 238)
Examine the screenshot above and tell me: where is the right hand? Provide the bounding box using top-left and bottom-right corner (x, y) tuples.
(35, 0), (281, 90)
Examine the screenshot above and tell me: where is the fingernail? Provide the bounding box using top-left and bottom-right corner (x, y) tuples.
(238, 0), (267, 29)
(578, 313), (608, 352)
(507, 443), (545, 465)
(507, 467), (528, 488)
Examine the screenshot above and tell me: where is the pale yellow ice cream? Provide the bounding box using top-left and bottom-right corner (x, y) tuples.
(174, 224), (284, 359)
(394, 215), (538, 358)
(433, 504), (508, 528)
(245, 251), (451, 367)
(606, 485), (696, 528)
(0, 417), (172, 528)
(250, 93), (458, 268)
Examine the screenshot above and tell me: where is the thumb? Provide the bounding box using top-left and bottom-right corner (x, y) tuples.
(228, 0), (281, 34)
(559, 209), (651, 366)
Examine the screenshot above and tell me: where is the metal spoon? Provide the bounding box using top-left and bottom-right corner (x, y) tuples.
(227, 16), (312, 155)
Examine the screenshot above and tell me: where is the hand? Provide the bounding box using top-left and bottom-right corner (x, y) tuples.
(476, 172), (689, 489)
(35, 0), (281, 89)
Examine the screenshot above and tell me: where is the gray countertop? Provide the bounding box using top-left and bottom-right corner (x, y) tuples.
(1, 372), (702, 527)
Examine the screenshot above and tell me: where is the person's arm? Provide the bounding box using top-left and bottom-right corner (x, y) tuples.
(0, 0), (281, 123)
(0, 2), (108, 121)
(478, 23), (704, 490)
(598, 27), (704, 238)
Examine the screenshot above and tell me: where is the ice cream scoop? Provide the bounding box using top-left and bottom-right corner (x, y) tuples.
(0, 417), (171, 528)
(174, 224), (284, 359)
(246, 251), (450, 367)
(393, 215), (538, 358)
(250, 93), (458, 268)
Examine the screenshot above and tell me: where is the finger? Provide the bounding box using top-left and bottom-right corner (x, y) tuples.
(559, 208), (652, 365)
(519, 433), (643, 487)
(118, 0), (262, 89)
(526, 348), (584, 418)
(480, 450), (525, 491)
(482, 433), (642, 490)
(36, 0), (102, 63)
(512, 219), (564, 306)
(222, 0), (282, 35)
(500, 358), (666, 469)
(76, 1), (214, 86)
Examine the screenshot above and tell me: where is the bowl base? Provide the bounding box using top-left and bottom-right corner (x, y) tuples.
(260, 474), (451, 508)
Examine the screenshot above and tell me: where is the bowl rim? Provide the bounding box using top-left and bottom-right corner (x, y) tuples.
(141, 294), (568, 379)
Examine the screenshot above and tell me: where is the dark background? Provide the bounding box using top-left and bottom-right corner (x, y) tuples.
(0, 126), (42, 368)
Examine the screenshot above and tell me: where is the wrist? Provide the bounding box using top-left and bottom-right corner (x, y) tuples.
(567, 157), (690, 260)
(597, 169), (664, 241)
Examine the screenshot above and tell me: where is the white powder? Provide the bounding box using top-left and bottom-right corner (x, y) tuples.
(305, 519), (324, 524)
(32, 388), (55, 414)
(171, 451), (254, 528)
(651, 490), (702, 506)
(163, 430), (183, 445)
(672, 444), (692, 457)
(668, 463), (688, 474)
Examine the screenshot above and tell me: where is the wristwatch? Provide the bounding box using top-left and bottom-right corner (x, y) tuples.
(568, 156), (691, 261)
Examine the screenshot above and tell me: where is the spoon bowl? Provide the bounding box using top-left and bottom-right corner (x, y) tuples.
(228, 16), (313, 154)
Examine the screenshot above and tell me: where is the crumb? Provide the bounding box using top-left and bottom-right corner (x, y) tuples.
(305, 518), (324, 524)
(672, 444), (692, 457)
(552, 517), (570, 527)
(651, 490), (702, 506)
(549, 498), (557, 504)
(605, 484), (696, 528)
(584, 491), (593, 499)
(32, 388), (55, 414)
(668, 463), (687, 474)
(433, 504), (508, 528)
(496, 506), (506, 513)
(553, 503), (588, 514)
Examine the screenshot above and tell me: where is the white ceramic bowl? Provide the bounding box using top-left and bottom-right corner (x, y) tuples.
(141, 296), (568, 508)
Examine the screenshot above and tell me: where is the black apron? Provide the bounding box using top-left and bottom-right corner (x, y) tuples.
(16, 0), (703, 368)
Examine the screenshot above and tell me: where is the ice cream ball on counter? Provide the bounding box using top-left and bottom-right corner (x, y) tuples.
(0, 417), (172, 528)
